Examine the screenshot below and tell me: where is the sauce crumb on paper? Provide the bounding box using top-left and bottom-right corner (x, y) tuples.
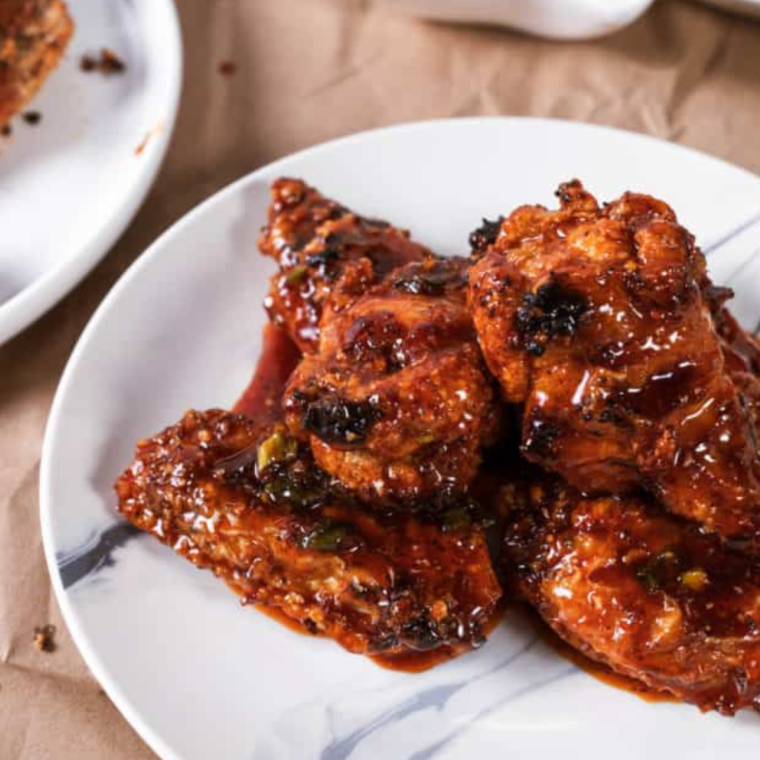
(32, 625), (56, 653)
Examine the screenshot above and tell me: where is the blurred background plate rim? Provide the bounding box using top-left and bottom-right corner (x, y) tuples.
(0, 0), (183, 345)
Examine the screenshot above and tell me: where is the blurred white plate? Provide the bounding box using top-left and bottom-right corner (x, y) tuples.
(363, 0), (760, 36)
(364, 0), (656, 39)
(41, 119), (760, 760)
(0, 0), (181, 344)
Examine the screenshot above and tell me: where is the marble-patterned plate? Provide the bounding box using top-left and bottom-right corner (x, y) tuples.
(0, 0), (182, 345)
(40, 118), (760, 760)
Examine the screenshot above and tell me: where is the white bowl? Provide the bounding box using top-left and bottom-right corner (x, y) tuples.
(363, 0), (657, 39)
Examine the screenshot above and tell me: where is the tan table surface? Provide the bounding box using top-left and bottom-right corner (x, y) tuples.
(1, 0), (759, 756)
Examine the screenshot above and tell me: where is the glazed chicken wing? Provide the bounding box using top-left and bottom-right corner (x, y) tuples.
(0, 0), (73, 125)
(115, 410), (502, 660)
(259, 178), (432, 353)
(469, 181), (760, 541)
(504, 479), (760, 714)
(284, 257), (499, 504)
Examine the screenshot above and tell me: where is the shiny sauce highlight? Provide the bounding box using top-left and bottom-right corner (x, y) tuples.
(233, 322), (301, 420)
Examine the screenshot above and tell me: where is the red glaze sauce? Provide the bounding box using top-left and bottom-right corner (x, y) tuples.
(231, 323), (503, 672)
(233, 323), (301, 421)
(255, 601), (509, 673)
(372, 603), (509, 673)
(528, 611), (676, 703)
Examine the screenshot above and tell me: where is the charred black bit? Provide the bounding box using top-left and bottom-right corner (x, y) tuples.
(391, 260), (463, 297)
(303, 618), (319, 635)
(1, 123), (11, 137)
(343, 314), (408, 372)
(469, 216), (504, 254)
(258, 461), (332, 510)
(592, 341), (629, 368)
(522, 413), (560, 459)
(22, 111), (41, 125)
(597, 406), (628, 426)
(217, 436), (335, 511)
(400, 616), (443, 651)
(515, 279), (586, 355)
(305, 245), (340, 278)
(301, 393), (382, 446)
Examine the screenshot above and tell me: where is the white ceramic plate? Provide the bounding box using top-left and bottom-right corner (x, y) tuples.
(0, 0), (181, 345)
(41, 119), (760, 760)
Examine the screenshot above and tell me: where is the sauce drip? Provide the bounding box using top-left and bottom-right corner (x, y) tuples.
(257, 604), (463, 672)
(371, 647), (461, 673)
(527, 610), (676, 704)
(371, 602), (509, 673)
(232, 579), (508, 673)
(233, 322), (301, 420)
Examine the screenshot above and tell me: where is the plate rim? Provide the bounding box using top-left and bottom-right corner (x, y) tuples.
(0, 0), (184, 345)
(39, 116), (760, 760)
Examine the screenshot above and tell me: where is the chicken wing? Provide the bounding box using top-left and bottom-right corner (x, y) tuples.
(115, 409), (502, 660)
(0, 0), (73, 125)
(504, 478), (760, 714)
(259, 178), (432, 353)
(469, 181), (760, 541)
(284, 256), (500, 504)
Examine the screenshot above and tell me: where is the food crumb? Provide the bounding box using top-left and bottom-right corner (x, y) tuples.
(22, 111), (41, 126)
(100, 48), (126, 74)
(80, 54), (97, 72)
(33, 625), (56, 653)
(80, 48), (127, 75)
(1, 124), (11, 137)
(218, 60), (236, 77)
(135, 123), (163, 156)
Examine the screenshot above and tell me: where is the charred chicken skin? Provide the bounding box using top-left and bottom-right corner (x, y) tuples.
(469, 181), (760, 541)
(259, 178), (432, 353)
(284, 256), (499, 504)
(0, 0), (73, 125)
(504, 479), (760, 714)
(115, 409), (502, 659)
